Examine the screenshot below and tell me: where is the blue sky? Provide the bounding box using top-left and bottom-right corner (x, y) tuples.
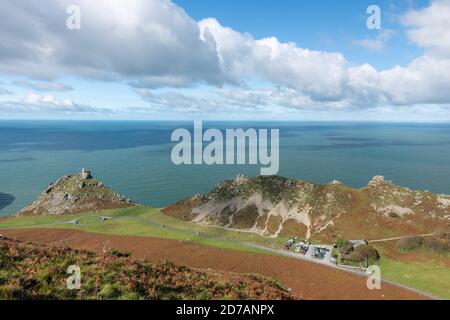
(175, 0), (426, 68)
(0, 0), (450, 121)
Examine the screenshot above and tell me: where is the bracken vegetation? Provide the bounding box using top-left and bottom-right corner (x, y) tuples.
(397, 232), (450, 255)
(0, 238), (293, 300)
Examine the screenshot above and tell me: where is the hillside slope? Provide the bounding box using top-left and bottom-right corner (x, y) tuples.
(163, 175), (450, 241)
(0, 228), (428, 300)
(0, 237), (292, 300)
(16, 169), (134, 216)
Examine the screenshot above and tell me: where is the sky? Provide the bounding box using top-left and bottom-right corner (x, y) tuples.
(0, 0), (450, 121)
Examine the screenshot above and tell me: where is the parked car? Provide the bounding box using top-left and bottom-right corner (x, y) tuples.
(312, 247), (327, 260)
(285, 238), (295, 249)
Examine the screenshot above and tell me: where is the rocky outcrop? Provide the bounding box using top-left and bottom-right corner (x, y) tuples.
(163, 175), (450, 241)
(367, 175), (388, 187)
(16, 169), (135, 216)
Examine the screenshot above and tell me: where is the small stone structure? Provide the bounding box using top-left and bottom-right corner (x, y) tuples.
(81, 168), (92, 179)
(368, 175), (389, 187)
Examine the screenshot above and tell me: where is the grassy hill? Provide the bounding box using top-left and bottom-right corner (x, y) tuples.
(164, 175), (450, 241)
(16, 168), (134, 216)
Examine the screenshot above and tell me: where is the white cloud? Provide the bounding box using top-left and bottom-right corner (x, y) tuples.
(199, 18), (348, 101)
(346, 55), (450, 106)
(13, 80), (73, 92)
(135, 88), (263, 113)
(353, 29), (394, 52)
(378, 56), (450, 105)
(24, 93), (74, 108)
(0, 93), (112, 115)
(198, 13), (450, 109)
(1, 0), (450, 117)
(136, 86), (348, 115)
(402, 0), (450, 57)
(0, 0), (223, 87)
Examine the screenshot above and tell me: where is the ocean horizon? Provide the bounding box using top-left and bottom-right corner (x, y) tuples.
(1, 120), (450, 216)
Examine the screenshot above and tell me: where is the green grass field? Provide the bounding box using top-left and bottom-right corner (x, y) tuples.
(379, 255), (450, 299)
(0, 207), (285, 255)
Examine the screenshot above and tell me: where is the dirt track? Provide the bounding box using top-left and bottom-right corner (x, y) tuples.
(0, 228), (428, 300)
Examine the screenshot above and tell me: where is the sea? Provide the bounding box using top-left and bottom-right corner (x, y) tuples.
(1, 120), (450, 216)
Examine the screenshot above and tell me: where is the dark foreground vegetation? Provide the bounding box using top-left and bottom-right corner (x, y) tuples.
(0, 238), (293, 300)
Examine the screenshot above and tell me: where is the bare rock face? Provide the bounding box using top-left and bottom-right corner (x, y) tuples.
(163, 175), (450, 241)
(16, 169), (135, 216)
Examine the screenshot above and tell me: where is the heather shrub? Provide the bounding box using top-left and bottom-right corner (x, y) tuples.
(423, 237), (449, 254)
(397, 236), (423, 251)
(348, 245), (380, 262)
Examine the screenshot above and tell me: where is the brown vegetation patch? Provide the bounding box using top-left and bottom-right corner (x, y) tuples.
(0, 228), (428, 300)
(161, 198), (200, 220)
(231, 205), (259, 229)
(266, 215), (283, 235)
(279, 219), (308, 238)
(255, 212), (269, 229)
(0, 238), (292, 300)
